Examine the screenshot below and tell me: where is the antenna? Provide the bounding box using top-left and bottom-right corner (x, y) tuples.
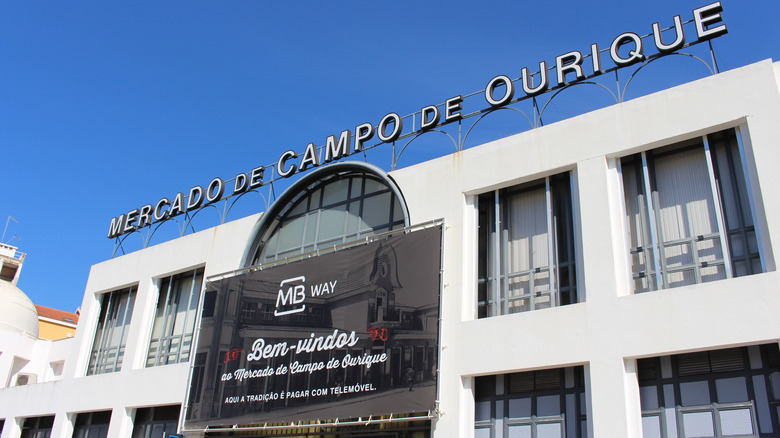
(2, 216), (18, 244)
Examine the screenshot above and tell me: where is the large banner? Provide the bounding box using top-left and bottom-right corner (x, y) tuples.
(183, 226), (442, 428)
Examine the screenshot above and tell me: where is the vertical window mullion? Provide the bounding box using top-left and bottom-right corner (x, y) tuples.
(641, 152), (664, 290)
(155, 279), (174, 366)
(565, 174), (577, 304)
(175, 270), (198, 364)
(545, 177), (557, 308)
(295, 195), (311, 256)
(618, 159), (639, 293)
(104, 293), (120, 373)
(501, 190), (514, 314)
(100, 291), (119, 373)
(300, 211), (311, 255)
(112, 290), (133, 372)
(493, 190), (502, 316)
(734, 126), (767, 273)
(167, 286), (181, 346)
(340, 181), (352, 245)
(703, 135), (734, 279)
(634, 158), (655, 291)
(93, 292), (113, 374)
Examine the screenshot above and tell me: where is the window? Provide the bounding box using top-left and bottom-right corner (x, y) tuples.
(639, 344), (780, 437)
(475, 367), (588, 437)
(8, 356), (30, 387)
(49, 361), (64, 379)
(621, 128), (762, 293)
(249, 168), (406, 266)
(87, 286), (136, 375)
(20, 416), (54, 438)
(147, 268), (204, 367)
(477, 172), (578, 317)
(131, 406), (179, 438)
(73, 411), (111, 438)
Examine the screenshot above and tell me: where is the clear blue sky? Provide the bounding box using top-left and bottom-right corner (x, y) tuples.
(2, 0), (778, 312)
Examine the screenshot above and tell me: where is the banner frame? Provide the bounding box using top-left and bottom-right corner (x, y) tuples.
(179, 219), (445, 434)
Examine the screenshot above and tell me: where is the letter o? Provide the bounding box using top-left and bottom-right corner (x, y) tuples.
(485, 75), (515, 107)
(206, 177), (224, 203)
(377, 113), (403, 142)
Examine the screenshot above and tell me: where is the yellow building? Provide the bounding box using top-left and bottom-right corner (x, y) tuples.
(34, 305), (78, 341)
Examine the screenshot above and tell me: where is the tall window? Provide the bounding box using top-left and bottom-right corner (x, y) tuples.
(250, 170), (406, 266)
(621, 128), (762, 292)
(475, 367), (588, 438)
(477, 172), (578, 317)
(147, 268), (204, 367)
(87, 286), (136, 375)
(639, 344), (780, 437)
(73, 411), (111, 438)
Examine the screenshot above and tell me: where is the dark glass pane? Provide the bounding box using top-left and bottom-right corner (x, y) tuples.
(475, 375), (496, 398)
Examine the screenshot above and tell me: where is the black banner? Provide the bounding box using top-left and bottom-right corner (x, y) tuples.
(183, 226), (442, 428)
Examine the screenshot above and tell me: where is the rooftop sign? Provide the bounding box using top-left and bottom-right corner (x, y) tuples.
(108, 2), (728, 240)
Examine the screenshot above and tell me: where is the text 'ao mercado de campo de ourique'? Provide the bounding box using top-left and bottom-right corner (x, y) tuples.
(107, 2), (728, 239)
(182, 226), (442, 426)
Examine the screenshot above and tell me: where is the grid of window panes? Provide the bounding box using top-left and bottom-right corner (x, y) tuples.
(87, 286), (136, 375)
(73, 411), (111, 438)
(252, 171), (405, 265)
(131, 405), (179, 438)
(621, 128), (761, 293)
(20, 416), (54, 438)
(639, 344), (780, 438)
(475, 367), (588, 438)
(477, 172), (578, 318)
(147, 268), (204, 367)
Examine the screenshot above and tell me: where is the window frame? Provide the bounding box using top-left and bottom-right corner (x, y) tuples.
(618, 126), (764, 293)
(638, 345), (780, 438)
(87, 286), (137, 376)
(475, 367), (588, 438)
(131, 405), (180, 438)
(73, 411), (112, 438)
(242, 163), (410, 269)
(146, 267), (205, 367)
(20, 416), (54, 438)
(477, 171), (579, 318)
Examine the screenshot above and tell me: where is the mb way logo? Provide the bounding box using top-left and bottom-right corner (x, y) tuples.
(274, 275), (338, 316)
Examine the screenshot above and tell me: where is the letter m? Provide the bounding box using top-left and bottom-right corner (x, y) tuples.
(107, 215), (126, 238)
(324, 130), (352, 163)
(275, 276), (307, 316)
(276, 287), (295, 307)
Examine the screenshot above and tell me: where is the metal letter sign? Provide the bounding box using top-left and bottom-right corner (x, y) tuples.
(182, 226), (442, 428)
(109, 3), (729, 245)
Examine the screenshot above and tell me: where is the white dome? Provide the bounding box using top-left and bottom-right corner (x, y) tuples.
(0, 281), (39, 337)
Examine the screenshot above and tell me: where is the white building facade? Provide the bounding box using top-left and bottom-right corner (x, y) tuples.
(2, 58), (780, 438)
